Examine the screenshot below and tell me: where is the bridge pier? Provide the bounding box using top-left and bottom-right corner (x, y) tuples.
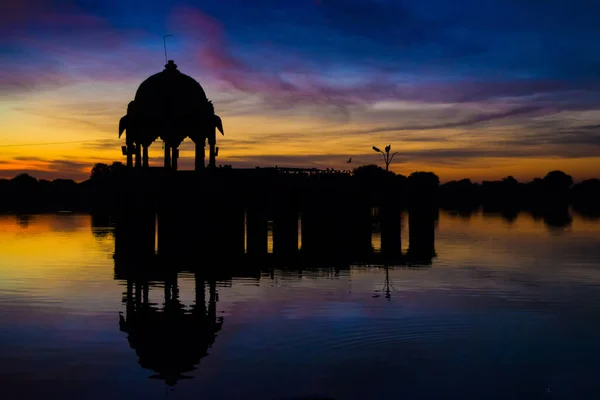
(407, 206), (437, 263)
(273, 206), (298, 255)
(114, 175), (157, 262)
(301, 199), (358, 259)
(300, 201), (325, 257)
(213, 195), (245, 257)
(246, 204), (268, 256)
(156, 173), (246, 262)
(348, 199), (373, 259)
(113, 169), (438, 268)
(380, 202), (402, 258)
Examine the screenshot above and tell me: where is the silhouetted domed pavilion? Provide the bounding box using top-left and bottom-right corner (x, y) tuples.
(135, 60), (208, 117)
(119, 60), (224, 171)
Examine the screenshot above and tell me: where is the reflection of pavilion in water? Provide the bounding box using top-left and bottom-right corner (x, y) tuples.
(113, 204), (437, 387)
(117, 267), (223, 387)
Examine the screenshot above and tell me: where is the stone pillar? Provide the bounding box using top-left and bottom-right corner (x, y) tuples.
(195, 140), (205, 170)
(208, 127), (216, 168)
(126, 144), (134, 168)
(209, 142), (216, 168)
(135, 144), (141, 168)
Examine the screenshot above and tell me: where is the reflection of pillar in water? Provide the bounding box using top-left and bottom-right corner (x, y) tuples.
(143, 282), (149, 305)
(157, 204), (176, 257)
(135, 280), (142, 309)
(407, 206), (437, 263)
(164, 270), (178, 303)
(208, 280), (217, 322)
(125, 279), (135, 317)
(194, 273), (206, 315)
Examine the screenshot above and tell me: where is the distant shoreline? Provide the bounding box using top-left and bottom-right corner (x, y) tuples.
(1, 163), (598, 216)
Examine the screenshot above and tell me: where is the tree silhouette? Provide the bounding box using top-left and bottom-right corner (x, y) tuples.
(11, 173), (38, 187)
(109, 162), (127, 174)
(543, 170), (573, 192)
(408, 172), (439, 206)
(10, 174), (40, 212)
(353, 164), (394, 180)
(408, 171), (439, 189)
(91, 163), (111, 180)
(91, 162), (126, 181)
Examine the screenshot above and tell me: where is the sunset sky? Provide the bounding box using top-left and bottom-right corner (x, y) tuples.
(1, 0), (600, 182)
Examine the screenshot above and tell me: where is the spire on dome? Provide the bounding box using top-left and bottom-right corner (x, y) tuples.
(164, 60), (178, 72)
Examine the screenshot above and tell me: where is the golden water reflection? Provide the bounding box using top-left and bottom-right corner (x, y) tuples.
(1, 209), (598, 292)
(2, 210), (600, 398)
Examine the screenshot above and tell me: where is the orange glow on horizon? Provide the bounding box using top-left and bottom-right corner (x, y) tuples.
(2, 81), (600, 183)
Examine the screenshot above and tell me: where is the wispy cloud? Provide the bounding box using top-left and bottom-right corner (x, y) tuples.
(2, 1), (600, 180)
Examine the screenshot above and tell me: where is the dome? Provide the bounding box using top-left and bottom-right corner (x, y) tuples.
(133, 60), (211, 147)
(134, 60), (208, 118)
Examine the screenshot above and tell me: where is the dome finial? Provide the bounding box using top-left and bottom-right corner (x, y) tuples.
(165, 60), (178, 71)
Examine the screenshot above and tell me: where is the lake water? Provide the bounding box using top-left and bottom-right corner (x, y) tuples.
(1, 211), (600, 399)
